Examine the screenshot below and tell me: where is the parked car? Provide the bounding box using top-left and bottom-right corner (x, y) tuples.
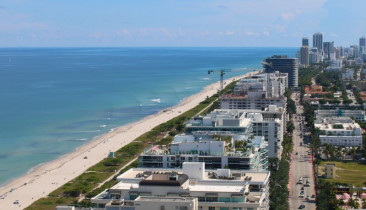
(299, 204), (305, 209)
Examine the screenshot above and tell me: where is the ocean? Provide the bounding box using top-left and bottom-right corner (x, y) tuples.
(0, 47), (296, 186)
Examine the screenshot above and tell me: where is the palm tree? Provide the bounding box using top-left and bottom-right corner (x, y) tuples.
(350, 147), (357, 160)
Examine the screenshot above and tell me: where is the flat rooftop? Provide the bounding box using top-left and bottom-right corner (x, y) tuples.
(116, 168), (269, 184)
(314, 117), (361, 131)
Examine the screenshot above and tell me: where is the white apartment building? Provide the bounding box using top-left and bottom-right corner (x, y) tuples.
(185, 109), (253, 137)
(138, 135), (268, 171)
(186, 106), (285, 159)
(91, 162), (270, 210)
(233, 72), (288, 98)
(314, 117), (363, 147)
(315, 109), (366, 122)
(220, 95), (286, 110)
(245, 113), (283, 159)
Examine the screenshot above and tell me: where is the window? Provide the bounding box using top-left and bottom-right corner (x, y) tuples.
(198, 197), (205, 202)
(218, 197), (230, 202)
(231, 196), (244, 203)
(129, 194), (138, 200)
(220, 208), (229, 210)
(208, 207), (215, 210)
(206, 197), (218, 202)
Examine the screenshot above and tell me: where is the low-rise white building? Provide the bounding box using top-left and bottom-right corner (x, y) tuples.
(315, 109), (366, 122)
(91, 162), (270, 210)
(185, 109), (253, 137)
(315, 117), (363, 147)
(186, 107), (285, 159)
(139, 135), (268, 171)
(220, 95), (287, 110)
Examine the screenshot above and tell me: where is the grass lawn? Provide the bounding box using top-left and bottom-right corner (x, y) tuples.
(318, 161), (366, 186)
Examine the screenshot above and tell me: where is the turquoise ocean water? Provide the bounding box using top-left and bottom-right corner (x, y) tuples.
(0, 47), (296, 186)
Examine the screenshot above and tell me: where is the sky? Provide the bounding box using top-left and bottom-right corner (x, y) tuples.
(1, 0), (366, 47)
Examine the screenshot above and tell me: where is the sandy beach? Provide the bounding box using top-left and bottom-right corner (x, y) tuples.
(0, 71), (256, 209)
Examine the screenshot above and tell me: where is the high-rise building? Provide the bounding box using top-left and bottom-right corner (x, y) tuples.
(302, 37), (309, 46)
(360, 36), (366, 55)
(263, 55), (298, 88)
(300, 46), (309, 67)
(323, 41), (334, 60)
(360, 36), (366, 48)
(313, 32), (323, 52)
(350, 45), (360, 58)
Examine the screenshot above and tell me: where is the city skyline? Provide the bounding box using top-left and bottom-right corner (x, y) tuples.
(1, 0), (366, 47)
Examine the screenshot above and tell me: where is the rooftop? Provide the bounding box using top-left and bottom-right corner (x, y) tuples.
(116, 167), (270, 184)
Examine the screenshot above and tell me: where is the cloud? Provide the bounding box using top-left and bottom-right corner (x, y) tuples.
(263, 30), (270, 36)
(244, 30), (254, 36)
(296, 9), (302, 14)
(121, 29), (130, 36)
(225, 31), (234, 36)
(281, 13), (294, 20)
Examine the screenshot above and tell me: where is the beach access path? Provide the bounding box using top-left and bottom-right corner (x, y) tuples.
(0, 71), (256, 209)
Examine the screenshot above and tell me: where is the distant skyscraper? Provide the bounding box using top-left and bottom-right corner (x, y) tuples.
(360, 36), (366, 48)
(302, 38), (309, 47)
(313, 32), (323, 52)
(264, 55), (298, 88)
(300, 46), (309, 67)
(323, 41), (334, 59)
(350, 45), (360, 58)
(360, 36), (366, 54)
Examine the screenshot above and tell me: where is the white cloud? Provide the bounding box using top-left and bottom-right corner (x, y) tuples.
(121, 29), (130, 36)
(263, 30), (270, 36)
(296, 9), (302, 14)
(225, 31), (234, 36)
(281, 13), (294, 20)
(244, 30), (254, 36)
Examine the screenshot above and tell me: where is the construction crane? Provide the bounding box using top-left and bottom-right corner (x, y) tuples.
(208, 68), (250, 91)
(208, 69), (228, 91)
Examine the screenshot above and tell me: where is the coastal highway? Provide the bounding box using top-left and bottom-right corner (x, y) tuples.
(289, 92), (316, 210)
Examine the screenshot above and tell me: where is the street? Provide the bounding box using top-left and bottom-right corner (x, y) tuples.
(289, 92), (316, 210)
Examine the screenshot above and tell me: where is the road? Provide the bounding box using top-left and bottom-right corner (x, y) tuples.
(289, 92), (316, 210)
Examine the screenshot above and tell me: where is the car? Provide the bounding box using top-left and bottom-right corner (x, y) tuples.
(13, 200), (19, 204)
(306, 196), (311, 200)
(311, 194), (316, 198)
(301, 186), (304, 190)
(295, 152), (298, 155)
(299, 205), (306, 209)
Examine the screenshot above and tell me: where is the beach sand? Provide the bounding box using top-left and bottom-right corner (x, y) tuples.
(0, 71), (256, 209)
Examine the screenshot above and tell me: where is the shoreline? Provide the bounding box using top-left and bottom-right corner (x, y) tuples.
(0, 70), (257, 209)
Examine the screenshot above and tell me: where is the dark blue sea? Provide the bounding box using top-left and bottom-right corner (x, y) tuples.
(0, 47), (296, 186)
